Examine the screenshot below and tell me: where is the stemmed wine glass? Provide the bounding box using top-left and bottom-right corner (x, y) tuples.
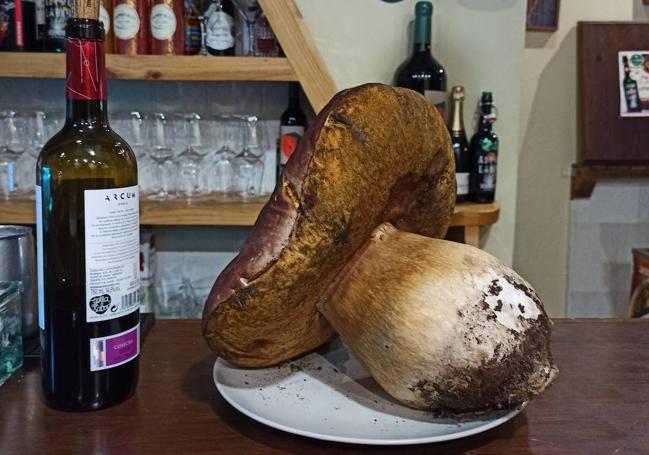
(231, 115), (265, 200)
(177, 113), (209, 200)
(147, 113), (177, 200)
(0, 111), (26, 199)
(207, 116), (239, 200)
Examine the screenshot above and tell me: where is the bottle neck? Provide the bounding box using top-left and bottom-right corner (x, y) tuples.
(450, 99), (465, 133)
(413, 13), (431, 52)
(65, 37), (108, 124)
(287, 83), (300, 109)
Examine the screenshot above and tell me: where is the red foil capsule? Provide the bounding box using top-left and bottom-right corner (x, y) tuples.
(65, 39), (107, 101)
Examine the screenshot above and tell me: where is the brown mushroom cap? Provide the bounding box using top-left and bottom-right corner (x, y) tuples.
(202, 83), (456, 367)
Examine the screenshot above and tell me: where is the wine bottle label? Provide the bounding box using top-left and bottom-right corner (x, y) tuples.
(456, 172), (469, 196)
(84, 185), (140, 323)
(150, 3), (176, 40)
(35, 184), (44, 330)
(66, 39), (107, 100)
(114, 3), (140, 40)
(206, 11), (234, 50)
(45, 0), (71, 39)
(99, 4), (111, 34)
(477, 139), (498, 191)
(424, 90), (447, 118)
(89, 323), (140, 371)
(279, 125), (305, 164)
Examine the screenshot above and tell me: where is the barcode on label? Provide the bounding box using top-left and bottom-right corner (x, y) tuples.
(121, 290), (139, 311)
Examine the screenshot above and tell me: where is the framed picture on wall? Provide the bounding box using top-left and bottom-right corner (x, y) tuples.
(526, 0), (560, 32)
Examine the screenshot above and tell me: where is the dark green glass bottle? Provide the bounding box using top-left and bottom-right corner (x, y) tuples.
(394, 1), (447, 118)
(469, 92), (499, 204)
(36, 17), (140, 411)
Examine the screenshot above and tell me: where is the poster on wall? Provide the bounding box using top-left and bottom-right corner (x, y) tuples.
(619, 51), (649, 117)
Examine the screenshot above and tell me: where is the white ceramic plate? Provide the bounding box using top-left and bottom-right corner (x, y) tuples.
(214, 338), (525, 445)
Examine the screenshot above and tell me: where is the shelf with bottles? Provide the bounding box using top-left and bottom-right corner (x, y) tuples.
(0, 52), (296, 81)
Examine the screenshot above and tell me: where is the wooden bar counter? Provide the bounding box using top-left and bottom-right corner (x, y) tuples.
(1, 320), (647, 454)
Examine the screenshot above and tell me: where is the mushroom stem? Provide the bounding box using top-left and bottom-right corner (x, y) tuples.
(318, 223), (558, 413)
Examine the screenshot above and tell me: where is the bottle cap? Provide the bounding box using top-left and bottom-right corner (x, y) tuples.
(415, 1), (433, 16)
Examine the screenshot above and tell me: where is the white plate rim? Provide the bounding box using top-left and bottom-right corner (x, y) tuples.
(213, 359), (526, 446)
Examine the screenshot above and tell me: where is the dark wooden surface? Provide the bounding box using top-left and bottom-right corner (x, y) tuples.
(1, 320), (648, 454)
(578, 22), (649, 164)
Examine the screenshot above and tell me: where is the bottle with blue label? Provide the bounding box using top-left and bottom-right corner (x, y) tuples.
(469, 92), (498, 204)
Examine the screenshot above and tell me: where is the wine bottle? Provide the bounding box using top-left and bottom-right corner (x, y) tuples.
(183, 0), (202, 54)
(150, 0), (183, 55)
(277, 82), (307, 179)
(394, 1), (447, 118)
(469, 92), (499, 204)
(99, 0), (113, 52)
(448, 86), (470, 203)
(37, 7), (140, 411)
(204, 0), (235, 56)
(113, 0), (149, 54)
(622, 56), (641, 113)
(44, 0), (72, 52)
(0, 0), (22, 50)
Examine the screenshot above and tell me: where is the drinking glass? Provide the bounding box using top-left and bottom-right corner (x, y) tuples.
(146, 113), (177, 200)
(0, 111), (27, 199)
(208, 117), (238, 199)
(232, 117), (264, 200)
(177, 113), (209, 200)
(114, 112), (152, 195)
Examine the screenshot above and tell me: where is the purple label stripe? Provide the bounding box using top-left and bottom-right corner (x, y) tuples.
(90, 323), (140, 372)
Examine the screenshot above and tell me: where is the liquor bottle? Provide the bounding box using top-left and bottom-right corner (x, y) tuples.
(394, 1), (447, 118)
(469, 92), (498, 204)
(0, 0), (36, 50)
(204, 0), (235, 56)
(622, 56), (641, 113)
(35, 0), (45, 48)
(37, 6), (140, 411)
(113, 0), (148, 54)
(183, 0), (202, 54)
(44, 0), (72, 52)
(448, 86), (470, 203)
(277, 82), (307, 179)
(99, 0), (113, 52)
(150, 0), (183, 54)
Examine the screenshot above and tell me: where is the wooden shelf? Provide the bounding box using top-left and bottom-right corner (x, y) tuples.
(571, 163), (649, 199)
(0, 53), (297, 82)
(0, 198), (499, 227)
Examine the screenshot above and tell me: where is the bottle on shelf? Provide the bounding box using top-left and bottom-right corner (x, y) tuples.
(99, 0), (113, 52)
(113, 0), (149, 54)
(149, 0), (183, 54)
(0, 0), (37, 51)
(183, 0), (202, 54)
(203, 0), (235, 56)
(37, 3), (140, 411)
(448, 86), (470, 203)
(394, 1), (447, 119)
(44, 0), (72, 52)
(622, 55), (641, 113)
(277, 82), (307, 180)
(469, 92), (499, 204)
(35, 0), (46, 49)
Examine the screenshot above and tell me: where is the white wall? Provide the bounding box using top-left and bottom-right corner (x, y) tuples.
(296, 0), (527, 264)
(514, 0), (635, 317)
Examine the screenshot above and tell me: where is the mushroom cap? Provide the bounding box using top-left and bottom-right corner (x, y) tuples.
(319, 223), (558, 413)
(202, 83), (456, 367)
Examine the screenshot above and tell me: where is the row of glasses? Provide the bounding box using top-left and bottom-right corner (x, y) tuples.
(0, 110), (273, 201)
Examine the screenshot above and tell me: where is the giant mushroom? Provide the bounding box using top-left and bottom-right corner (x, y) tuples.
(202, 83), (557, 413)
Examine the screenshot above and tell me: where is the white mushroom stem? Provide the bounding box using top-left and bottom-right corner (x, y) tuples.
(318, 223), (558, 413)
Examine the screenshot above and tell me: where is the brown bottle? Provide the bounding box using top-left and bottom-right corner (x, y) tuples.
(149, 0), (183, 54)
(113, 0), (149, 54)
